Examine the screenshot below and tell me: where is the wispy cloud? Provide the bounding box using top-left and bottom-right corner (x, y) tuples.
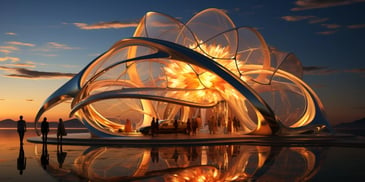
(5, 62), (36, 68)
(73, 21), (138, 30)
(303, 66), (338, 75)
(281, 15), (315, 22)
(0, 66), (75, 79)
(5, 32), (16, 36)
(0, 56), (20, 62)
(308, 18), (329, 24)
(316, 30), (338, 35)
(0, 46), (19, 54)
(345, 68), (365, 73)
(34, 42), (79, 52)
(25, 99), (34, 102)
(291, 0), (365, 11)
(321, 24), (341, 29)
(6, 41), (35, 47)
(345, 68), (365, 76)
(347, 24), (365, 29)
(47, 42), (78, 50)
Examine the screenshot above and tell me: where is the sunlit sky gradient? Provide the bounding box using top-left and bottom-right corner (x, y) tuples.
(0, 0), (364, 125)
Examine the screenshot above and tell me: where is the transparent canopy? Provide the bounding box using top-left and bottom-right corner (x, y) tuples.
(35, 8), (331, 137)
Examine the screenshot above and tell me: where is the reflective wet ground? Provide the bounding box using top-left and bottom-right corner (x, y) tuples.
(1, 129), (365, 181)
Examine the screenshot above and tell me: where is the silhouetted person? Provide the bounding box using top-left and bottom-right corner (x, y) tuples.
(41, 142), (49, 170)
(186, 119), (191, 135)
(57, 142), (67, 168)
(17, 115), (26, 144)
(192, 118), (197, 135)
(174, 119), (178, 133)
(150, 117), (155, 136)
(17, 144), (26, 175)
(41, 117), (49, 143)
(155, 118), (159, 134)
(57, 118), (67, 144)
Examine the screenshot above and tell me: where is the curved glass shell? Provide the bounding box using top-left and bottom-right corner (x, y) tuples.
(35, 8), (331, 137)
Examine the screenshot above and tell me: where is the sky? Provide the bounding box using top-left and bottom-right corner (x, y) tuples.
(0, 0), (364, 125)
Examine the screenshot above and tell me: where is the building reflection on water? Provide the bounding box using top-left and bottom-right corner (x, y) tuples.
(33, 144), (327, 181)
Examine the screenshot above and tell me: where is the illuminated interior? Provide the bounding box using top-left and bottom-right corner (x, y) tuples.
(35, 8), (331, 137)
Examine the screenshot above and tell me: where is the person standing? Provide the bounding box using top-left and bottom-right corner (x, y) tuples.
(17, 115), (27, 144)
(41, 117), (49, 143)
(150, 117), (155, 136)
(57, 118), (67, 143)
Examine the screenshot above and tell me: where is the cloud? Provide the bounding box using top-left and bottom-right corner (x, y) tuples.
(303, 66), (339, 75)
(316, 30), (338, 35)
(281, 15), (316, 22)
(0, 66), (75, 79)
(6, 41), (35, 47)
(0, 46), (19, 54)
(321, 23), (341, 29)
(345, 68), (365, 76)
(73, 21), (138, 30)
(6, 62), (36, 68)
(34, 42), (79, 52)
(308, 18), (329, 24)
(291, 0), (365, 11)
(25, 99), (34, 102)
(347, 24), (365, 29)
(0, 56), (20, 62)
(47, 42), (78, 50)
(5, 32), (16, 36)
(345, 68), (365, 73)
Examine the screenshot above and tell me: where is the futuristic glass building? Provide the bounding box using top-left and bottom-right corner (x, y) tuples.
(35, 8), (331, 137)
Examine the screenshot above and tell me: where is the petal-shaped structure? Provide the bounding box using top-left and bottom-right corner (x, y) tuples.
(35, 8), (331, 137)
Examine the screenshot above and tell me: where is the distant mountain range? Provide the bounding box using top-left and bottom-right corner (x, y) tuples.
(0, 118), (86, 128)
(334, 117), (365, 128)
(333, 117), (365, 136)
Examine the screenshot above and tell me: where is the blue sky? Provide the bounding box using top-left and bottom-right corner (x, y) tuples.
(0, 0), (364, 125)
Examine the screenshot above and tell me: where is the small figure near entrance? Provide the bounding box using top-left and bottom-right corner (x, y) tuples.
(174, 119), (178, 133)
(186, 119), (191, 135)
(41, 117), (49, 143)
(150, 117), (155, 136)
(17, 115), (27, 144)
(57, 118), (67, 143)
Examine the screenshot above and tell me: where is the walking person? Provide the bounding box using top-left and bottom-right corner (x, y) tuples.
(41, 117), (49, 143)
(186, 119), (191, 135)
(174, 119), (178, 134)
(17, 115), (27, 144)
(57, 118), (67, 144)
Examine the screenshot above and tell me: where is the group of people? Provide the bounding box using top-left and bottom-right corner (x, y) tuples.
(17, 115), (67, 144)
(16, 115), (68, 174)
(185, 118), (199, 135)
(150, 117), (160, 136)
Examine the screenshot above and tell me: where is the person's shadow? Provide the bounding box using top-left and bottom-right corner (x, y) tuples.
(57, 140), (67, 168)
(17, 144), (26, 175)
(41, 143), (49, 170)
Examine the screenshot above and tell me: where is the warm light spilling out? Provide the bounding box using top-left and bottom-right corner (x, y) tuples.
(34, 8), (331, 137)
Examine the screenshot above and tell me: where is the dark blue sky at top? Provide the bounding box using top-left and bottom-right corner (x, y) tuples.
(0, 0), (364, 124)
